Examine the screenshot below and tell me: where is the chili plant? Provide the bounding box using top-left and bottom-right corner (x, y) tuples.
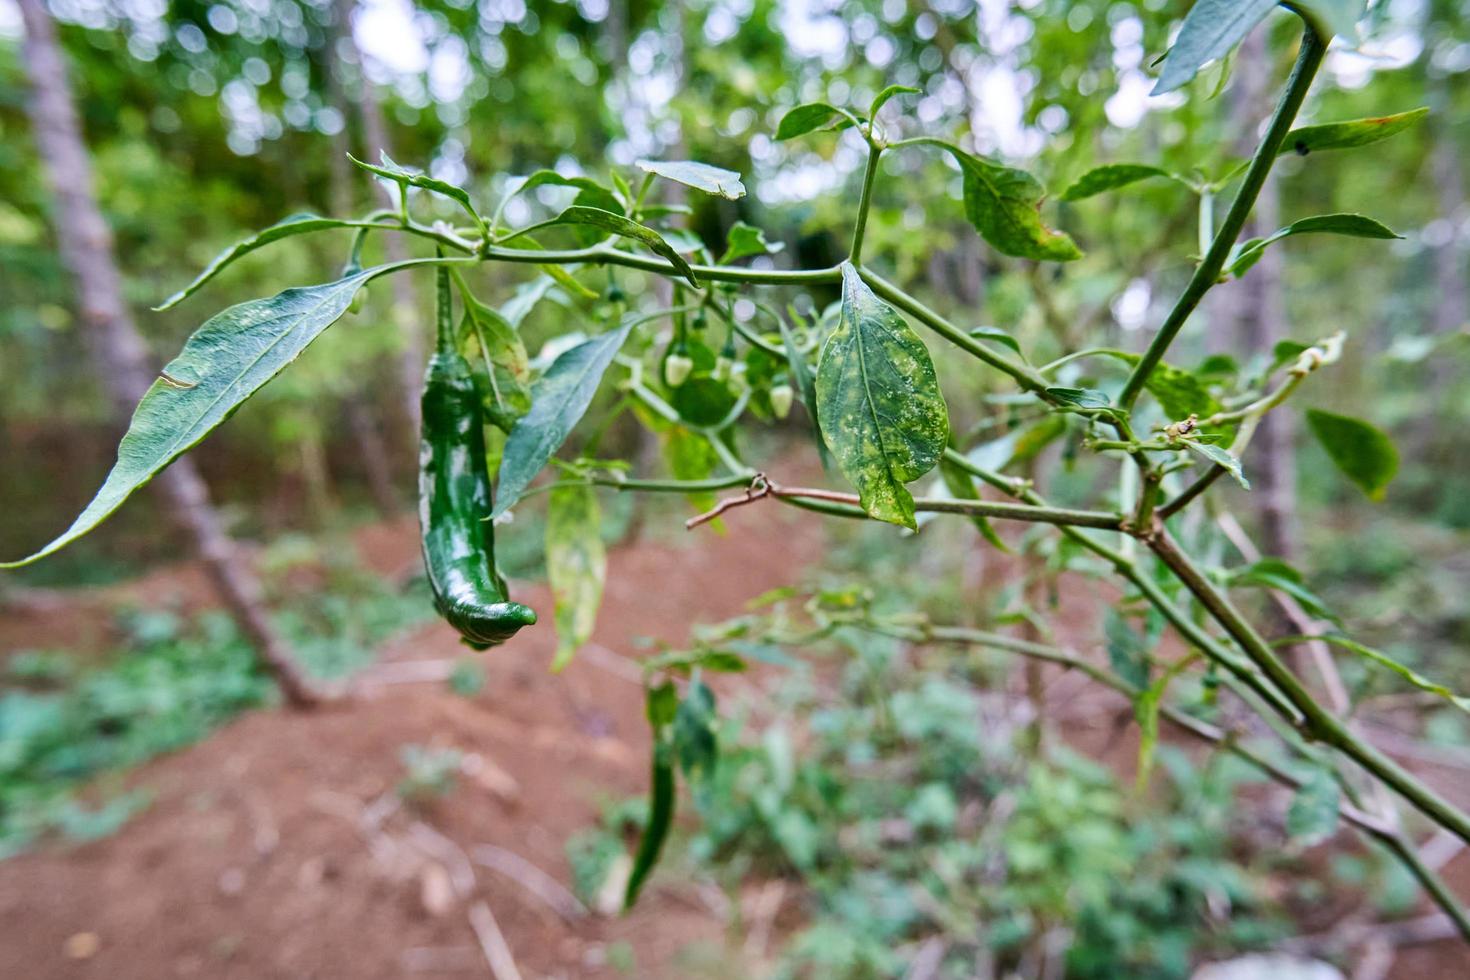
(6, 0), (1467, 941)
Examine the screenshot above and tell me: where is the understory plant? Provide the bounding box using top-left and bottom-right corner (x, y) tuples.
(5, 0), (1469, 950)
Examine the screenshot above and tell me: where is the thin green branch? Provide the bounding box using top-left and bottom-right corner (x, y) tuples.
(850, 137), (883, 264)
(481, 243), (842, 285)
(1118, 27), (1327, 410)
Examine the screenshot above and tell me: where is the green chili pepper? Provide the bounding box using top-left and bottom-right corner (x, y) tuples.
(624, 738), (675, 909)
(419, 267), (537, 649)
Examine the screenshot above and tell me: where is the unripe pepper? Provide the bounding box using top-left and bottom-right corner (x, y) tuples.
(663, 339), (693, 388)
(770, 383), (794, 419)
(419, 267), (536, 648)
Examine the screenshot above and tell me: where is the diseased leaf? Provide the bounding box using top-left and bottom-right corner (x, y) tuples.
(547, 483), (606, 672)
(350, 153), (484, 232)
(636, 159), (745, 200)
(1185, 441), (1250, 489)
(1281, 107), (1429, 156)
(460, 306), (532, 432)
(1305, 409), (1398, 500)
(1229, 213), (1400, 277)
(911, 139), (1082, 262)
(551, 206), (698, 286)
(1153, 0), (1277, 95)
(720, 222), (783, 264)
(493, 323), (633, 517)
(1061, 164), (1175, 202)
(1286, 767), (1341, 845)
(156, 214), (383, 310)
(775, 102), (852, 140)
(869, 84), (919, 117)
(3, 260), (434, 568)
(815, 264), (949, 529)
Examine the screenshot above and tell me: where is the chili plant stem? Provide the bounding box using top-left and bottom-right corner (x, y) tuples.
(1118, 26), (1327, 410)
(481, 243), (843, 286)
(849, 138), (883, 264)
(1149, 530), (1470, 845)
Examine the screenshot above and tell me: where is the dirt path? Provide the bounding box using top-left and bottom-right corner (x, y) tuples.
(0, 503), (823, 979)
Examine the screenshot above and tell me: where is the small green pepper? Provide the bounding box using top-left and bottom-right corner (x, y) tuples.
(770, 383), (794, 419)
(419, 268), (536, 648)
(663, 339), (694, 388)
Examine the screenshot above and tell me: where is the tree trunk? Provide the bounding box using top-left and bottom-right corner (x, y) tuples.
(18, 0), (320, 706)
(333, 0), (425, 448)
(1229, 28), (1298, 561)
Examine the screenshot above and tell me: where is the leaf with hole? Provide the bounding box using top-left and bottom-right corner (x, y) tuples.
(1281, 107), (1429, 157)
(815, 264), (949, 529)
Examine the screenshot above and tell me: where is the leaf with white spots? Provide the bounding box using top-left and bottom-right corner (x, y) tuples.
(815, 263), (949, 529)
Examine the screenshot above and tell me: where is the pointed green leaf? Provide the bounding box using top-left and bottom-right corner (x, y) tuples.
(939, 453), (1008, 552)
(500, 275), (560, 329)
(775, 102), (853, 140)
(1280, 107), (1429, 156)
(635, 159), (745, 200)
(968, 327), (1023, 356)
(1290, 0), (1367, 40)
(1305, 409), (1398, 500)
(1299, 633), (1470, 714)
(510, 170), (622, 214)
(1153, 0), (1277, 95)
(815, 264), (949, 529)
(673, 679), (718, 781)
(1061, 164), (1176, 202)
(547, 483), (606, 672)
(1185, 440), (1250, 489)
(4, 260), (433, 568)
(550, 206), (698, 286)
(1231, 558), (1338, 624)
(1046, 387), (1112, 410)
(910, 139), (1081, 262)
(1229, 213), (1400, 277)
(349, 153), (485, 234)
(156, 214), (385, 311)
(719, 222), (783, 264)
(1105, 609), (1152, 691)
(869, 84), (919, 117)
(492, 323), (633, 517)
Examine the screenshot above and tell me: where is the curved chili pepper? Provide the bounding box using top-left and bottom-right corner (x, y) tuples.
(419, 267), (536, 648)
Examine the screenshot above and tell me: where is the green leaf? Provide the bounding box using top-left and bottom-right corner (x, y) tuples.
(869, 84), (919, 117)
(646, 681), (679, 728)
(1185, 440), (1250, 489)
(635, 159), (745, 200)
(1105, 609), (1152, 691)
(968, 327), (1023, 356)
(911, 139), (1082, 262)
(815, 264), (949, 529)
(3, 260), (432, 568)
(460, 308), (532, 431)
(1286, 767), (1341, 845)
(1231, 558), (1338, 624)
(1152, 0), (1277, 95)
(1305, 409), (1398, 500)
(673, 679), (718, 782)
(155, 214), (380, 311)
(1302, 634), (1470, 715)
(1280, 107), (1429, 156)
(624, 739), (674, 909)
(500, 275), (560, 328)
(939, 453), (1008, 552)
(349, 153), (484, 233)
(1229, 213), (1400, 277)
(492, 323), (633, 518)
(550, 206), (698, 286)
(547, 484), (606, 672)
(719, 222), (783, 264)
(663, 425), (721, 515)
(1045, 387), (1111, 409)
(775, 103), (852, 140)
(1290, 0), (1367, 40)
(510, 170), (623, 215)
(1145, 361), (1225, 424)
(1061, 164), (1175, 202)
